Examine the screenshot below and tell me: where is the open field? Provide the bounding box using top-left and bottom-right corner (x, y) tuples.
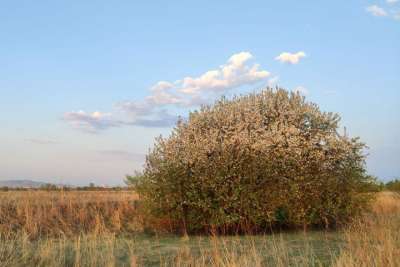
(0, 191), (141, 238)
(0, 191), (399, 266)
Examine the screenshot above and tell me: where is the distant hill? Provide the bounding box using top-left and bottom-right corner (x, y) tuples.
(0, 179), (48, 188)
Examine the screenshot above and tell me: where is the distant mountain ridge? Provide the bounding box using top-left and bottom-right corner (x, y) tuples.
(0, 179), (49, 188)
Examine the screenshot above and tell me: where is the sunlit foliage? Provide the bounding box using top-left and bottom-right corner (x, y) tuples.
(134, 88), (372, 234)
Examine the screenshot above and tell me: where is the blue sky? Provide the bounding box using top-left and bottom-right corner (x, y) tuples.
(1, 1), (399, 185)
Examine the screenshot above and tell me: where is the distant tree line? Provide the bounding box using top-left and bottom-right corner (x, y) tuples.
(0, 183), (133, 191)
(1, 178), (398, 192)
(385, 179), (400, 191)
(351, 177), (400, 193)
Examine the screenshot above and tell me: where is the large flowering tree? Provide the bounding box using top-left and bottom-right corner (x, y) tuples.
(131, 88), (371, 234)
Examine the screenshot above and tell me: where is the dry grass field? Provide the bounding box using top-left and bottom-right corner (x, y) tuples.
(0, 191), (399, 266)
(0, 190), (141, 238)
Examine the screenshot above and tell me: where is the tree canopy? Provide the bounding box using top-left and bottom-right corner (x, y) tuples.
(132, 88), (371, 234)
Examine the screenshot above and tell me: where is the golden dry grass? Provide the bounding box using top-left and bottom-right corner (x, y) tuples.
(0, 191), (398, 266)
(0, 190), (141, 238)
(335, 192), (400, 267)
(169, 192), (399, 267)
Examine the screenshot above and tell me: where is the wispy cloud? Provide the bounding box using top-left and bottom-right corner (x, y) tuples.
(63, 109), (180, 132)
(132, 111), (182, 128)
(63, 111), (124, 133)
(366, 5), (388, 16)
(26, 138), (59, 145)
(275, 51), (306, 64)
(64, 52), (270, 133)
(365, 3), (400, 20)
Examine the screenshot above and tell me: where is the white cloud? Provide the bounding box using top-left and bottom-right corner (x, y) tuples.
(64, 52), (271, 133)
(116, 101), (154, 117)
(146, 81), (183, 105)
(366, 5), (388, 16)
(275, 51), (306, 64)
(63, 111), (123, 133)
(64, 108), (181, 132)
(293, 86), (309, 95)
(365, 4), (400, 20)
(120, 51), (270, 109)
(132, 111), (181, 128)
(179, 52), (270, 95)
